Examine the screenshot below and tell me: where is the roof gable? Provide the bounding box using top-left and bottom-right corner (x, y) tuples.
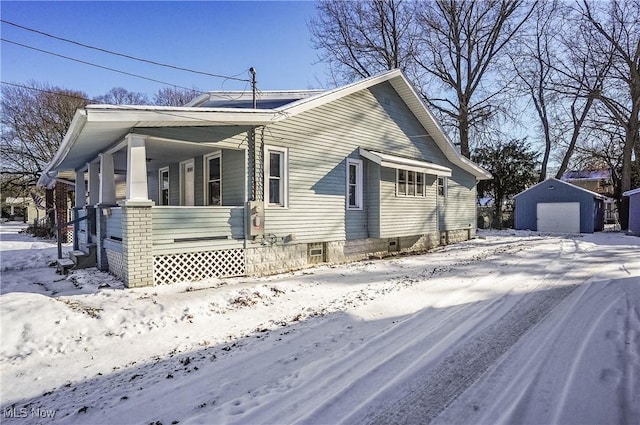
(514, 178), (605, 199)
(276, 70), (490, 180)
(40, 70), (490, 186)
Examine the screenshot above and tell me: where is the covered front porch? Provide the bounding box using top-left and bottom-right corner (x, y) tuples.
(71, 129), (254, 286)
(39, 105), (276, 287)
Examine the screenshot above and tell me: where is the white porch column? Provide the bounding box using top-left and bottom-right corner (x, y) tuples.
(88, 162), (100, 205)
(126, 134), (150, 201)
(75, 169), (86, 208)
(99, 153), (116, 205)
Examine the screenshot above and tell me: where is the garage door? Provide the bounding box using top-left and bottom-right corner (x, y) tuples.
(537, 202), (580, 233)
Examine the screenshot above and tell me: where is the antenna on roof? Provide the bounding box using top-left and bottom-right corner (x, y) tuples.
(249, 67), (257, 109)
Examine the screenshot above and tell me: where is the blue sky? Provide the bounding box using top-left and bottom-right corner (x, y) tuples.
(1, 1), (329, 99)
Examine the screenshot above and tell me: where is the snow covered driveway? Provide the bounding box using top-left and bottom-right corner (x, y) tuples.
(1, 223), (638, 425)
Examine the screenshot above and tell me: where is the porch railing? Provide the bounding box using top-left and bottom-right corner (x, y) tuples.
(105, 207), (123, 241)
(151, 206), (245, 255)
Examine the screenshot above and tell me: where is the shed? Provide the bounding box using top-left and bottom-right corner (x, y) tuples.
(622, 187), (640, 236)
(514, 178), (604, 233)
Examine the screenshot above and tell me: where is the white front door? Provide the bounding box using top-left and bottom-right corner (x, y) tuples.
(181, 159), (195, 206)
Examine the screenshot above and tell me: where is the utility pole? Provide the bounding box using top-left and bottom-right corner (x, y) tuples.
(249, 67), (257, 109)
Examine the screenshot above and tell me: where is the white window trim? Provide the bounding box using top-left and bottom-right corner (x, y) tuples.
(158, 166), (170, 206)
(204, 151), (222, 206)
(396, 169), (426, 198)
(346, 158), (363, 210)
(438, 176), (448, 197)
(264, 145), (288, 208)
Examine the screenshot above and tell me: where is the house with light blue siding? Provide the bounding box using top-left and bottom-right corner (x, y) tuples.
(622, 188), (640, 236)
(39, 70), (491, 287)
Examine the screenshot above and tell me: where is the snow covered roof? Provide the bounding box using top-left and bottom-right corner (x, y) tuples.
(561, 169), (611, 181)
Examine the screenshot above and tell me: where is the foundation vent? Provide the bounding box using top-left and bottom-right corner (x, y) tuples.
(307, 242), (326, 265)
(388, 238), (399, 252)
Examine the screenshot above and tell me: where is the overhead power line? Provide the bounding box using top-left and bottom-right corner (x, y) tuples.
(0, 81), (93, 102)
(0, 19), (251, 83)
(1, 38), (202, 92)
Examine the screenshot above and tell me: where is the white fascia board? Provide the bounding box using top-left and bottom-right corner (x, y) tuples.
(37, 109), (88, 188)
(388, 75), (492, 181)
(85, 106), (276, 125)
(277, 69), (404, 117)
(360, 148), (452, 177)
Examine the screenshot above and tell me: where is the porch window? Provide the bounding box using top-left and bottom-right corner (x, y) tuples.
(159, 167), (169, 205)
(265, 145), (288, 207)
(438, 176), (448, 197)
(346, 158), (363, 210)
(205, 152), (222, 206)
(397, 169), (426, 197)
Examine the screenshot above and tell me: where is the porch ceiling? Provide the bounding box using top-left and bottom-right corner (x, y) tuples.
(111, 137), (234, 172)
(50, 119), (251, 173)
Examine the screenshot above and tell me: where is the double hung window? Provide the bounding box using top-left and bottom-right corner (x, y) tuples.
(346, 158), (363, 210)
(205, 152), (222, 206)
(265, 146), (288, 207)
(159, 167), (170, 205)
(438, 176), (448, 197)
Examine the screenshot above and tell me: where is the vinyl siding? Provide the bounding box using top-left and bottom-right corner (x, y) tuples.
(380, 168), (438, 237)
(220, 149), (246, 206)
(169, 163), (180, 205)
(151, 206), (244, 255)
(345, 155), (368, 240)
(366, 162), (381, 238)
(148, 172), (159, 204)
(438, 164), (478, 231)
(259, 81), (473, 242)
(629, 193), (640, 235)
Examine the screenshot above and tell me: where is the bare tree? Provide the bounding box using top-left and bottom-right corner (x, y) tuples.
(153, 87), (201, 106)
(93, 87), (149, 105)
(309, 0), (420, 84)
(578, 0), (640, 228)
(414, 0), (536, 158)
(0, 82), (88, 192)
(508, 1), (560, 181)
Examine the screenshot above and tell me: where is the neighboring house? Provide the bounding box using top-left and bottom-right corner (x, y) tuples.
(38, 70), (491, 287)
(514, 178), (604, 233)
(561, 169), (617, 223)
(3, 197), (38, 221)
(622, 188), (640, 236)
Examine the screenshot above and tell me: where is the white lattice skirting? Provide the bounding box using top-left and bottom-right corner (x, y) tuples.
(153, 249), (246, 285)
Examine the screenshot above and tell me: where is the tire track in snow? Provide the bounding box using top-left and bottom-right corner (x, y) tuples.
(356, 283), (579, 425)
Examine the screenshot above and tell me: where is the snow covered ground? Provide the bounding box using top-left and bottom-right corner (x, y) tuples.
(1, 222), (638, 425)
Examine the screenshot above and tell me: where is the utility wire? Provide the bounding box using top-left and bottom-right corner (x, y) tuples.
(1, 38), (201, 92)
(1, 81), (269, 127)
(1, 81), (94, 102)
(1, 19), (251, 82)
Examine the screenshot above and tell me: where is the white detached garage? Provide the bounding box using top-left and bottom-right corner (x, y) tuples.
(514, 178), (605, 233)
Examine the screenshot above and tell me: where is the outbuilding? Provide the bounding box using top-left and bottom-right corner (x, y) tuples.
(514, 178), (604, 233)
(622, 187), (640, 236)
